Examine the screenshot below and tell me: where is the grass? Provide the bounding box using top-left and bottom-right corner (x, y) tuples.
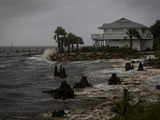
(111, 89), (160, 120)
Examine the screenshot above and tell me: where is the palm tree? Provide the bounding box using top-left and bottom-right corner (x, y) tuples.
(126, 29), (135, 50)
(66, 33), (76, 53)
(54, 26), (67, 53)
(75, 36), (84, 52)
(126, 28), (141, 50)
(150, 20), (160, 49)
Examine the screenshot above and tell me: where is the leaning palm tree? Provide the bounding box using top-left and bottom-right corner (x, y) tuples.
(54, 26), (67, 53)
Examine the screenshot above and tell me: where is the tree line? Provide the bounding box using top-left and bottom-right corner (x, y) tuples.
(126, 20), (160, 50)
(150, 20), (160, 50)
(54, 26), (84, 53)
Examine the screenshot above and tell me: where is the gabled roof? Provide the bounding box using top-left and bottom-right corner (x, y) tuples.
(99, 18), (148, 29)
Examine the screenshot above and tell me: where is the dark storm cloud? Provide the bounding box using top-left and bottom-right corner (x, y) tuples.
(123, 0), (160, 25)
(0, 0), (160, 46)
(0, 0), (58, 19)
(126, 0), (160, 7)
(124, 0), (160, 13)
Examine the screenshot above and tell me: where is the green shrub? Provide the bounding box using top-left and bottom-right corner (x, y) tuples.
(111, 89), (160, 120)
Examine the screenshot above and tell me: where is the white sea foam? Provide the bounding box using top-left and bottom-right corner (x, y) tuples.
(146, 75), (160, 88)
(27, 48), (57, 65)
(28, 55), (43, 61)
(41, 48), (57, 60)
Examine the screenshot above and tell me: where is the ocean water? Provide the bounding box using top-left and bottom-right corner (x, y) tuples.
(0, 53), (113, 119)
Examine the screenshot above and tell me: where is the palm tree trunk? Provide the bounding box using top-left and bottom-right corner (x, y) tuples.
(61, 39), (64, 53)
(57, 36), (61, 53)
(130, 38), (133, 50)
(76, 43), (79, 52)
(68, 44), (70, 54)
(140, 39), (142, 51)
(72, 43), (74, 52)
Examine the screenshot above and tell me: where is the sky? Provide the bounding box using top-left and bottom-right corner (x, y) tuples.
(0, 0), (160, 46)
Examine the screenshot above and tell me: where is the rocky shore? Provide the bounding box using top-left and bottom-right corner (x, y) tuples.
(33, 59), (160, 120)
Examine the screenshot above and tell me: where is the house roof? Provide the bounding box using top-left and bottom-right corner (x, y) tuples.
(99, 18), (148, 29)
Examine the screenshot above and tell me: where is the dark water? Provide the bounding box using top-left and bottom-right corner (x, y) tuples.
(0, 55), (112, 119)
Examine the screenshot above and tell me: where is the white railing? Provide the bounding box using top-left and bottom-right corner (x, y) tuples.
(91, 34), (127, 40)
(91, 34), (104, 39)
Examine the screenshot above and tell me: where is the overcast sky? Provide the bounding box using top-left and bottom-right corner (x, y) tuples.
(0, 0), (160, 46)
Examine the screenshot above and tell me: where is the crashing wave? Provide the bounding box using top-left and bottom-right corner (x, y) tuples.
(41, 48), (57, 60)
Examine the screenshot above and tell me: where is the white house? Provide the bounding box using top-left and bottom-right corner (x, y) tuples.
(91, 18), (153, 51)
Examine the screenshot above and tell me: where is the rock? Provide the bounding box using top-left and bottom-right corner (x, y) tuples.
(52, 110), (65, 117)
(43, 81), (75, 100)
(74, 76), (92, 89)
(42, 89), (55, 94)
(138, 62), (144, 71)
(156, 85), (160, 90)
(125, 62), (134, 71)
(54, 65), (58, 76)
(62, 67), (67, 78)
(108, 73), (121, 85)
(54, 65), (67, 78)
(53, 81), (75, 99)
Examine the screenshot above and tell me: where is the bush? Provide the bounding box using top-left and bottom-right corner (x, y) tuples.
(108, 73), (121, 85)
(111, 89), (160, 120)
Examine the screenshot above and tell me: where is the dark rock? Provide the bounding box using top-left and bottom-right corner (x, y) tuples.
(54, 65), (58, 76)
(61, 67), (67, 78)
(42, 89), (55, 94)
(108, 73), (121, 85)
(54, 81), (75, 99)
(60, 64), (63, 74)
(131, 64), (134, 69)
(52, 110), (65, 117)
(138, 62), (144, 71)
(42, 81), (74, 100)
(125, 62), (134, 71)
(54, 65), (67, 78)
(156, 85), (160, 90)
(74, 76), (92, 89)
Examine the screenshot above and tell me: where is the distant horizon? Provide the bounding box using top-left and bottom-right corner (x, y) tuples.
(0, 44), (90, 47)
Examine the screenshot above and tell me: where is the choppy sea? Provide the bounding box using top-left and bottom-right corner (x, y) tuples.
(0, 47), (159, 119)
(0, 52), (114, 119)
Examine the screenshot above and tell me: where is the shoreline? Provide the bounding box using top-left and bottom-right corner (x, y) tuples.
(32, 59), (160, 120)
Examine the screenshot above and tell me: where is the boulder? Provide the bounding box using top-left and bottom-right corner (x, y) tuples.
(108, 73), (121, 85)
(74, 76), (92, 88)
(138, 62), (144, 71)
(54, 65), (67, 78)
(54, 65), (58, 76)
(156, 85), (160, 90)
(125, 62), (134, 71)
(43, 81), (75, 100)
(52, 110), (65, 117)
